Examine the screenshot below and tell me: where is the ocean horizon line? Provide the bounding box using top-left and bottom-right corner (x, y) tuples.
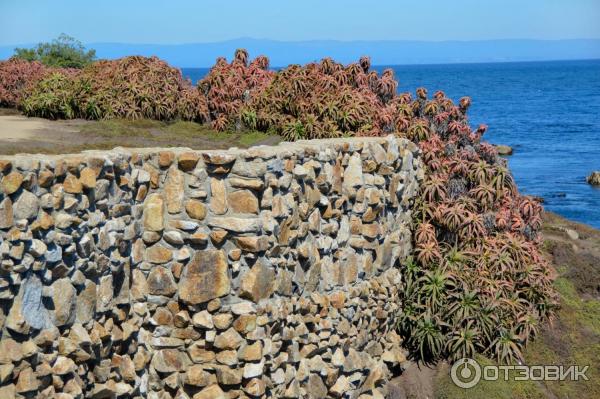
(178, 57), (600, 70)
(2, 38), (599, 68)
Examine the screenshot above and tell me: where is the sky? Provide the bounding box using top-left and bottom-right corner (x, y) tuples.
(1, 0), (600, 45)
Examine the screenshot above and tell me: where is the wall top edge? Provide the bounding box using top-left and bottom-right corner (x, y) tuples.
(0, 135), (417, 163)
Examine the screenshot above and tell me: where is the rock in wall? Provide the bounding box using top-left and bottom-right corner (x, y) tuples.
(0, 135), (423, 399)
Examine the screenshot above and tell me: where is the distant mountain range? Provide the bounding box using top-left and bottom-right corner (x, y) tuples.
(1, 38), (599, 67)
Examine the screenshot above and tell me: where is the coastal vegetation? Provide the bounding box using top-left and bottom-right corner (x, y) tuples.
(433, 212), (599, 398)
(0, 50), (557, 365)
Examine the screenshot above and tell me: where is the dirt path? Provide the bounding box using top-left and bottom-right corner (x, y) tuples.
(0, 115), (53, 141)
(0, 108), (280, 155)
(386, 361), (438, 398)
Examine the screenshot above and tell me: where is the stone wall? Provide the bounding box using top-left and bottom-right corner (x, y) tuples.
(0, 135), (423, 399)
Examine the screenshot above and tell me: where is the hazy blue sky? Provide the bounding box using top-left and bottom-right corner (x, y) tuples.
(1, 0), (599, 45)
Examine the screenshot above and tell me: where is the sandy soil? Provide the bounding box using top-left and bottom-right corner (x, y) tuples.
(0, 115), (52, 141)
(0, 113), (83, 146)
(0, 114), (106, 155)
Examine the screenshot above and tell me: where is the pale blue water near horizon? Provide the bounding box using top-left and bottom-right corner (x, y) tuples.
(182, 59), (600, 228)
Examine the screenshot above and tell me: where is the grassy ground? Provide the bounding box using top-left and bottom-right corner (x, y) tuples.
(435, 355), (547, 399)
(77, 119), (279, 148)
(0, 108), (280, 155)
(431, 212), (600, 399)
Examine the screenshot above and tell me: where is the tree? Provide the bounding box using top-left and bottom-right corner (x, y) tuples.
(14, 34), (96, 69)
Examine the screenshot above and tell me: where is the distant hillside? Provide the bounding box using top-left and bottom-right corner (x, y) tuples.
(2, 38), (599, 67)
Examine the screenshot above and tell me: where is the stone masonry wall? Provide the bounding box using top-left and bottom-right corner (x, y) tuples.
(0, 136), (423, 399)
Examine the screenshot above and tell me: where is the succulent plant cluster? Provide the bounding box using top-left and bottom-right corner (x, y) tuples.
(0, 50), (557, 364)
(0, 58), (75, 108)
(72, 56), (204, 121)
(397, 90), (557, 364)
(13, 56), (207, 121)
(245, 56), (401, 140)
(200, 49), (273, 131)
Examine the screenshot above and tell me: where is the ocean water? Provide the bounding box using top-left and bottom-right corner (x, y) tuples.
(182, 59), (600, 228)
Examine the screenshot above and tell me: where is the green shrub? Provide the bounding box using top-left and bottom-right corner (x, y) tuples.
(14, 34), (96, 69)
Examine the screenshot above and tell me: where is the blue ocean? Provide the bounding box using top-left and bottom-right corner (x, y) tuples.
(183, 59), (600, 228)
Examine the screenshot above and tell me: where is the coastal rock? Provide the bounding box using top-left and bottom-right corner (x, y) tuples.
(587, 171), (600, 186)
(565, 228), (579, 240)
(495, 144), (513, 155)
